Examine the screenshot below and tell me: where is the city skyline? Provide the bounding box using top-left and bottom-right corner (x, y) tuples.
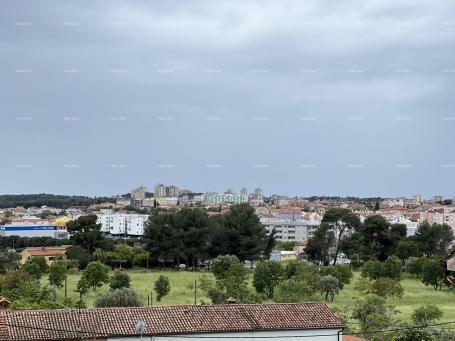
(1, 0), (455, 198)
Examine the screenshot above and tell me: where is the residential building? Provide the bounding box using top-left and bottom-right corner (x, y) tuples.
(166, 185), (180, 197)
(203, 193), (248, 205)
(270, 250), (298, 261)
(97, 214), (149, 236)
(155, 197), (179, 207)
(240, 187), (248, 195)
(260, 217), (319, 241)
(433, 195), (444, 203)
(154, 183), (166, 197)
(20, 245), (71, 266)
(131, 186), (147, 200)
(0, 303), (343, 341)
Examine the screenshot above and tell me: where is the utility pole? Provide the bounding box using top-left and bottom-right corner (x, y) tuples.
(194, 279), (197, 305)
(64, 275), (68, 299)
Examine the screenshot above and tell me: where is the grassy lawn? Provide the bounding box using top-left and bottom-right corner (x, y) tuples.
(44, 269), (210, 307)
(329, 272), (455, 323)
(44, 270), (455, 323)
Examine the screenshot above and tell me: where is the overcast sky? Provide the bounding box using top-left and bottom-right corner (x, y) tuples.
(0, 0), (454, 198)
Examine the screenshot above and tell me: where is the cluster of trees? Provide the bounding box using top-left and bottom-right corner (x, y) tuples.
(145, 204), (273, 268)
(199, 256), (352, 305)
(343, 257), (455, 341)
(0, 236), (72, 250)
(307, 209), (454, 264)
(0, 194), (115, 208)
(0, 256), (78, 310)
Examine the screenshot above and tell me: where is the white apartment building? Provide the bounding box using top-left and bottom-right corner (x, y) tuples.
(97, 214), (149, 236)
(260, 218), (319, 242)
(384, 213), (419, 236)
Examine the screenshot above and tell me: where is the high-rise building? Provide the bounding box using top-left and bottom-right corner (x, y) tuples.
(254, 188), (263, 200)
(240, 187), (248, 195)
(433, 196), (444, 203)
(166, 185), (180, 197)
(413, 194), (423, 203)
(154, 184), (166, 197)
(131, 186), (147, 201)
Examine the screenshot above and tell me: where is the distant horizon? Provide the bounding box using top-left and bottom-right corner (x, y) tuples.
(0, 191), (452, 201)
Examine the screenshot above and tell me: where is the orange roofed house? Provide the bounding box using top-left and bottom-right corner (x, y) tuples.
(20, 245), (71, 266)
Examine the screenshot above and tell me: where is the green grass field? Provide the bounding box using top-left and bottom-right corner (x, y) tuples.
(44, 270), (455, 323)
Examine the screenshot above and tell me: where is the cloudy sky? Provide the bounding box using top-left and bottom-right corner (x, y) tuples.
(1, 0), (454, 198)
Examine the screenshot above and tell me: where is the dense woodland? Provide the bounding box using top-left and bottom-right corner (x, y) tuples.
(0, 194), (115, 208)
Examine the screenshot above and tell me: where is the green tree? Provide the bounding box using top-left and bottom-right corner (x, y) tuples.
(395, 240), (418, 264)
(306, 222), (335, 264)
(81, 261), (110, 290)
(355, 277), (403, 299)
(23, 257), (48, 279)
(322, 208), (360, 265)
(154, 275), (171, 301)
(274, 278), (317, 303)
(106, 243), (134, 268)
(173, 208), (210, 268)
(319, 264), (352, 289)
(222, 203), (268, 262)
(352, 295), (396, 341)
(253, 261), (283, 298)
(318, 275), (339, 301)
(392, 327), (436, 341)
(0, 250), (20, 273)
(66, 215), (106, 254)
(276, 241), (298, 251)
(66, 245), (90, 269)
(109, 272), (130, 290)
(350, 254), (361, 270)
(75, 276), (90, 308)
(411, 304), (443, 327)
(95, 288), (142, 307)
(358, 215), (393, 261)
(383, 256), (402, 280)
(144, 210), (180, 267)
(208, 255), (250, 303)
(361, 260), (384, 280)
(415, 222), (454, 257)
(421, 259), (446, 290)
(48, 261), (67, 289)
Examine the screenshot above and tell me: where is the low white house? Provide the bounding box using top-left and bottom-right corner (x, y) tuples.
(0, 303), (344, 341)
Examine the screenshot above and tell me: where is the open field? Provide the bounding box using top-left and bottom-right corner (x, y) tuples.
(43, 270), (455, 323)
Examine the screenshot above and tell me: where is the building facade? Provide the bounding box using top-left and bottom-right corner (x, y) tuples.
(260, 218), (319, 241)
(97, 214), (149, 236)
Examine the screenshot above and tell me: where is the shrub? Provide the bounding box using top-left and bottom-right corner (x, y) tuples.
(253, 261), (283, 298)
(274, 278), (317, 303)
(318, 275), (339, 302)
(81, 261), (110, 290)
(110, 272), (130, 290)
(154, 275), (171, 301)
(411, 304), (443, 326)
(95, 288), (142, 307)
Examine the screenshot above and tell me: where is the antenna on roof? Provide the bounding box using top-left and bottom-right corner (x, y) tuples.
(136, 320), (147, 340)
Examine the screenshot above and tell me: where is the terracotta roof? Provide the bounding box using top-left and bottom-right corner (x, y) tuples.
(22, 246), (70, 257)
(0, 303), (342, 340)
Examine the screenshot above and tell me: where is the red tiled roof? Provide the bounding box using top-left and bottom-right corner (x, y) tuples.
(0, 303), (342, 340)
(23, 246), (70, 257)
(344, 335), (367, 341)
